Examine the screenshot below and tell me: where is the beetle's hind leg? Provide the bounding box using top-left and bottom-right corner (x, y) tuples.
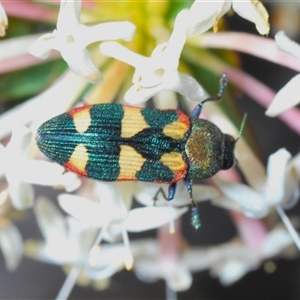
(190, 74), (228, 119)
(183, 178), (201, 230)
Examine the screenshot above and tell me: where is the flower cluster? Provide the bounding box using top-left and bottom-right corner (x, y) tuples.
(0, 0), (300, 299)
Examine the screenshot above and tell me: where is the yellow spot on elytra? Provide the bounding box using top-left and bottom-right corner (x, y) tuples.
(68, 143), (89, 175)
(160, 152), (186, 171)
(118, 145), (146, 180)
(121, 106), (149, 138)
(163, 121), (189, 140)
(73, 108), (91, 134)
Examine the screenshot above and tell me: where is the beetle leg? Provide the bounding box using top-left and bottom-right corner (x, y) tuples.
(153, 183), (177, 202)
(183, 178), (201, 230)
(190, 74), (228, 119)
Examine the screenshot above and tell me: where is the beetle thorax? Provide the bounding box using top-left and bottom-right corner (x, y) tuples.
(186, 119), (225, 180)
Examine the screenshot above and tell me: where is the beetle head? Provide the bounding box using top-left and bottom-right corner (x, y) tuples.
(222, 134), (236, 170)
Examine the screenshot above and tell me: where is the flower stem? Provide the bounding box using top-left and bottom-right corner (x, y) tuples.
(55, 266), (81, 300)
(165, 281), (178, 300)
(276, 205), (300, 251)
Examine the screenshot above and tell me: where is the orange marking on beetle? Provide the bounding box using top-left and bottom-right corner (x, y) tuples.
(64, 143), (89, 177)
(69, 106), (92, 134)
(117, 145), (146, 180)
(121, 106), (149, 138)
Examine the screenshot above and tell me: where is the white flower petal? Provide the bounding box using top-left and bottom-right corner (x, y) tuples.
(78, 22), (136, 47)
(100, 41), (145, 68)
(57, 0), (81, 33)
(163, 10), (188, 69)
(61, 47), (103, 83)
(232, 1), (269, 35)
(125, 206), (188, 232)
(266, 74), (300, 116)
(0, 219), (23, 271)
(165, 264), (192, 292)
(187, 0), (231, 36)
(6, 126), (32, 159)
(34, 197), (68, 244)
(265, 148), (291, 205)
(20, 160), (81, 191)
(167, 72), (205, 102)
(218, 260), (249, 286)
(214, 178), (268, 218)
(29, 33), (60, 59)
(86, 244), (126, 279)
(7, 179), (34, 210)
(124, 81), (163, 104)
(262, 228), (293, 258)
(275, 31), (300, 60)
(0, 143), (6, 177)
(58, 194), (112, 227)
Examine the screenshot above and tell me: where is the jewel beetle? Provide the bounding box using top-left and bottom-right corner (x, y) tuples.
(36, 74), (236, 230)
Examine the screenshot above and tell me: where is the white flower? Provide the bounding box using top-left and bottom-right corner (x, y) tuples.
(58, 182), (188, 240)
(0, 70), (88, 140)
(213, 148), (300, 218)
(0, 217), (23, 271)
(187, 0), (269, 36)
(29, 0), (135, 83)
(181, 227), (294, 286)
(100, 9), (205, 104)
(25, 196), (98, 265)
(58, 181), (188, 274)
(0, 1), (8, 37)
(266, 31), (300, 117)
(131, 238), (192, 292)
(0, 126), (80, 209)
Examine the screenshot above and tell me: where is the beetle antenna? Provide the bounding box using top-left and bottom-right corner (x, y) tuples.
(236, 113), (247, 143)
(201, 73), (228, 105)
(190, 74), (228, 119)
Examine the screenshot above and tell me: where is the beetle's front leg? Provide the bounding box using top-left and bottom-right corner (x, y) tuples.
(183, 178), (201, 230)
(153, 182), (177, 203)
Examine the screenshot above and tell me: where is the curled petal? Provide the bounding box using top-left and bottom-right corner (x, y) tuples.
(232, 1), (269, 35)
(0, 219), (23, 271)
(187, 1), (231, 36)
(61, 48), (103, 83)
(214, 178), (268, 218)
(266, 74), (300, 117)
(125, 206), (187, 232)
(29, 33), (60, 59)
(167, 72), (205, 102)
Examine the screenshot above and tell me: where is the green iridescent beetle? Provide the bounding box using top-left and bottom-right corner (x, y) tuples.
(36, 74), (236, 230)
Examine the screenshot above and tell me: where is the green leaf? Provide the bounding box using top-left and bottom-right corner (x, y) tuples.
(0, 59), (67, 103)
